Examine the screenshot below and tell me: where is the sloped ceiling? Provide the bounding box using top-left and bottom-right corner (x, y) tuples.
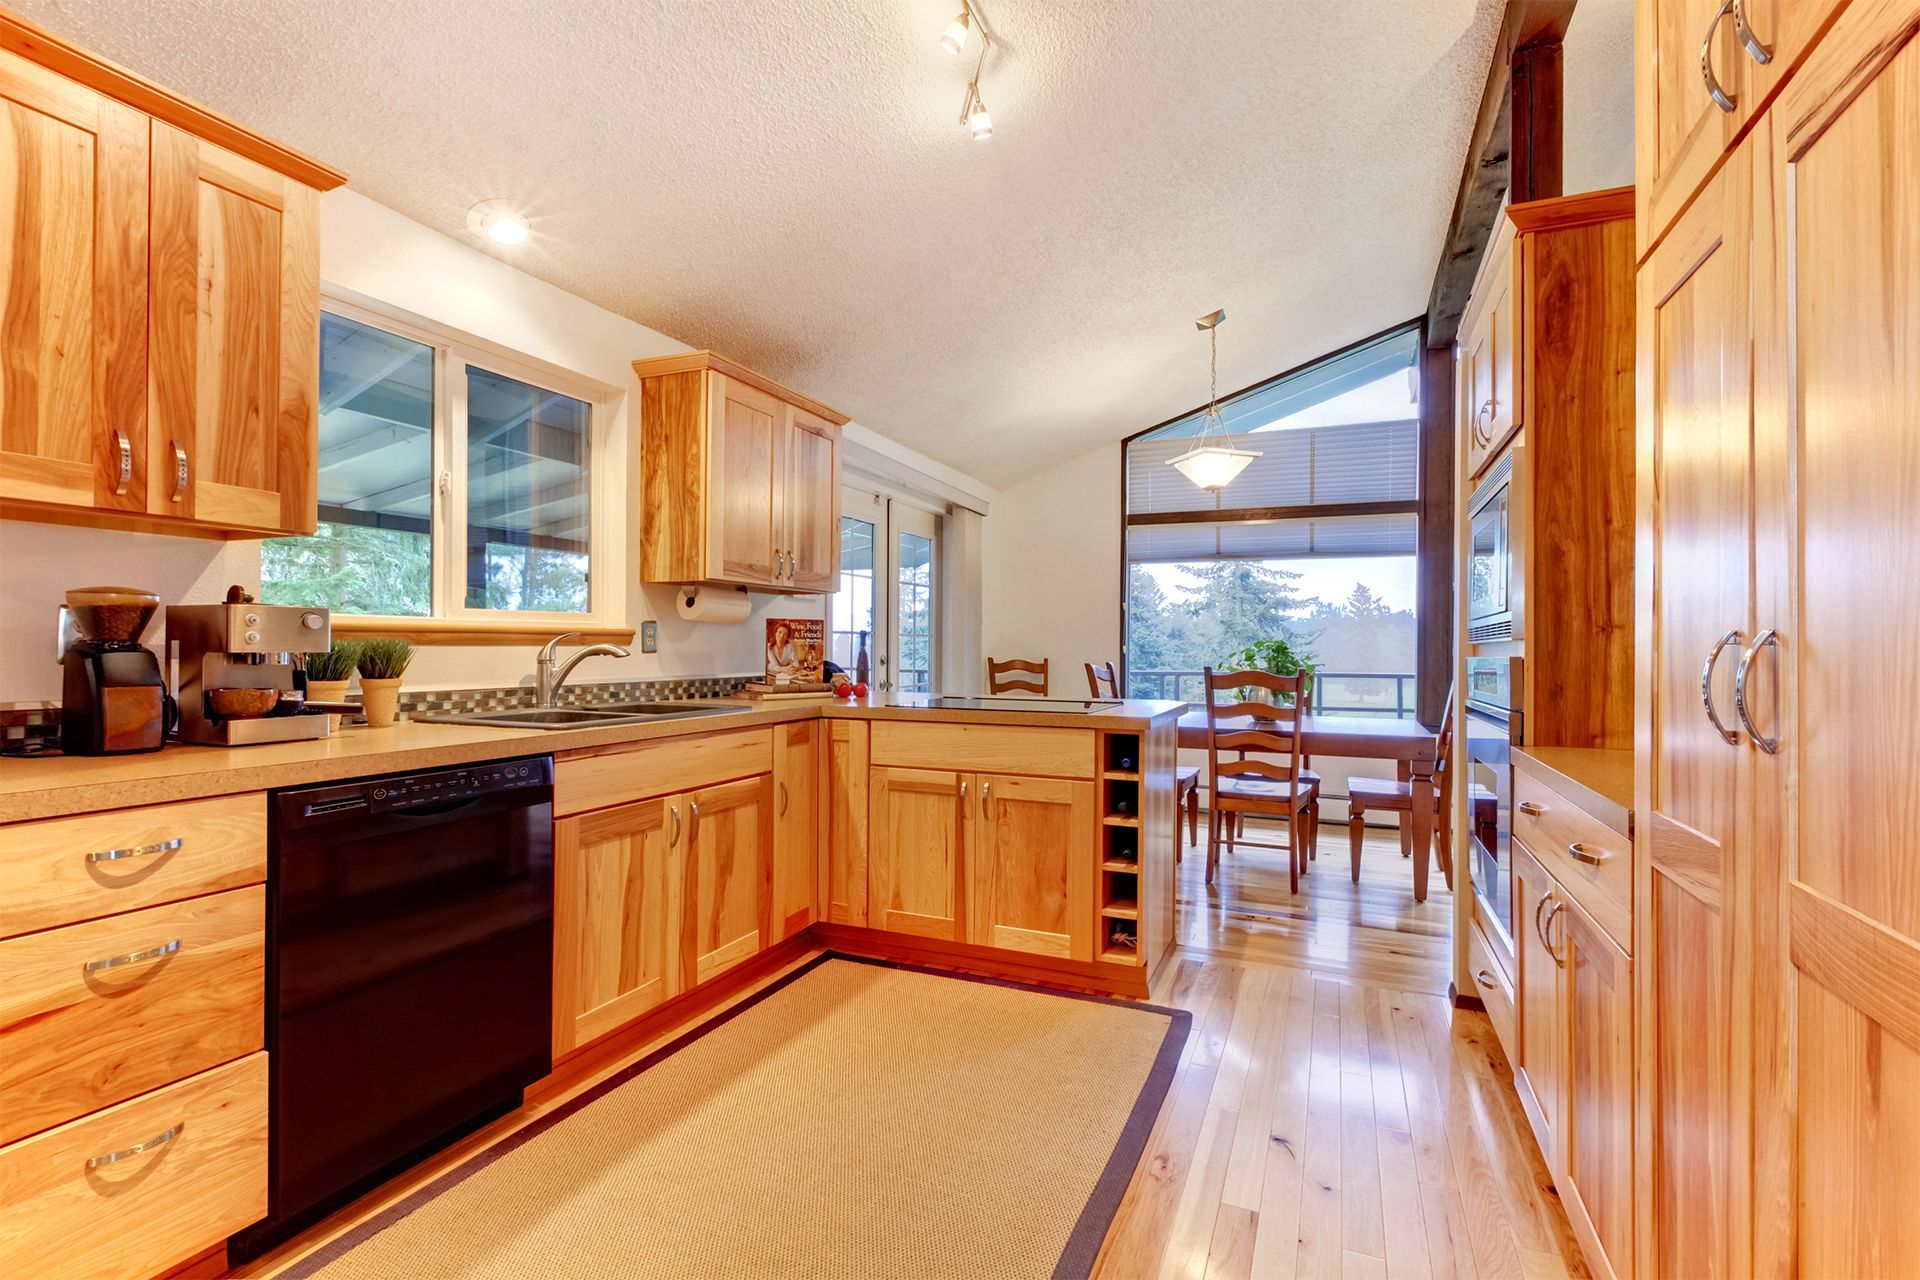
(15, 0), (1504, 489)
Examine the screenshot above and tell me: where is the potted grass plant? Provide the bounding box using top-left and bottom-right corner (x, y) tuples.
(305, 641), (361, 728)
(354, 638), (413, 728)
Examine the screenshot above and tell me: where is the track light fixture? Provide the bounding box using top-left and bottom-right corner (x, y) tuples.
(943, 0), (994, 140)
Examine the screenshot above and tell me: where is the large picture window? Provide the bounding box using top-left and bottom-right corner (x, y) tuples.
(1123, 325), (1421, 715)
(262, 303), (608, 625)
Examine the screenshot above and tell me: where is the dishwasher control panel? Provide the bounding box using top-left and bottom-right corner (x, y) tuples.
(367, 755), (553, 813)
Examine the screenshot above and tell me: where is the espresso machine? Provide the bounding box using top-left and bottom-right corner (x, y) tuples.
(167, 597), (336, 746)
(58, 587), (174, 755)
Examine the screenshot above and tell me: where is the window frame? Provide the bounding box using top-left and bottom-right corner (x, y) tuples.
(285, 290), (628, 644)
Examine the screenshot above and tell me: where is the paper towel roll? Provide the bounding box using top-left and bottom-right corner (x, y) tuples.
(676, 586), (752, 624)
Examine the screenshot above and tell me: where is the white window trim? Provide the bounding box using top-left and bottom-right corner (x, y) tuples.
(307, 288), (625, 637)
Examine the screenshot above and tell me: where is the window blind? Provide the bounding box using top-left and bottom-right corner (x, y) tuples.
(1125, 511), (1417, 563)
(1126, 418), (1418, 518)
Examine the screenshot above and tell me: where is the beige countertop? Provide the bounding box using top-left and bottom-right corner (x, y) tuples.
(0, 694), (1185, 823)
(1513, 746), (1634, 838)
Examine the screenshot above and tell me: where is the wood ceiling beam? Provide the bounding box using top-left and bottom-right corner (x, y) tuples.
(1424, 0), (1577, 348)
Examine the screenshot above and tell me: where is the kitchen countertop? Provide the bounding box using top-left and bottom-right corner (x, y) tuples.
(1513, 746), (1634, 838)
(0, 694), (1186, 823)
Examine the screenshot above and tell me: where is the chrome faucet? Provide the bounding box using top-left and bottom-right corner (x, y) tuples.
(536, 632), (632, 707)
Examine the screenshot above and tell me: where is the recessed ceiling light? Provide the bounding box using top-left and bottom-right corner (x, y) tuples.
(466, 200), (530, 247)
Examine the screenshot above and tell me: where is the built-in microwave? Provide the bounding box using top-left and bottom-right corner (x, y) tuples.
(1466, 444), (1526, 644)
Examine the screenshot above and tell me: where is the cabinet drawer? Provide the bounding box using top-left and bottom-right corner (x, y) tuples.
(555, 727), (773, 816)
(0, 886), (264, 1146)
(0, 794), (266, 938)
(0, 1051), (268, 1280)
(869, 721), (1093, 779)
(1468, 914), (1517, 1062)
(1513, 770), (1630, 952)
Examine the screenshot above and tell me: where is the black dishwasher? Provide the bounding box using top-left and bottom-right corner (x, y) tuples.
(230, 756), (554, 1262)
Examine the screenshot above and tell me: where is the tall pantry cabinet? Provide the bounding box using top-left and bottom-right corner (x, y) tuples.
(1636, 0), (1920, 1274)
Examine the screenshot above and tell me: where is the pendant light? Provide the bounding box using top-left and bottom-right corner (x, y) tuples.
(1169, 309), (1260, 490)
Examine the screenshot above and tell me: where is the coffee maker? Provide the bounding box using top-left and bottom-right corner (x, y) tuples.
(59, 587), (174, 755)
(168, 597), (335, 747)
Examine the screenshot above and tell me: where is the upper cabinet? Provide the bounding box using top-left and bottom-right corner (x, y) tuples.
(634, 351), (846, 594)
(1633, 0), (1847, 258)
(1459, 217), (1518, 479)
(0, 15), (345, 537)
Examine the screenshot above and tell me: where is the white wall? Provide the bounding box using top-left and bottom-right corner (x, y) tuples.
(1563, 0), (1636, 194)
(0, 188), (980, 703)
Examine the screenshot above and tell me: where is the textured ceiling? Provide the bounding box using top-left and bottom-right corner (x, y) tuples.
(17, 0), (1504, 488)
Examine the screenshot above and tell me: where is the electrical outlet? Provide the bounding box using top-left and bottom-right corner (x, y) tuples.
(640, 620), (658, 653)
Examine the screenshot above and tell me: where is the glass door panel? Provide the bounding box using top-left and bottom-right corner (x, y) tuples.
(832, 490), (882, 685)
(894, 510), (937, 693)
(832, 488), (939, 692)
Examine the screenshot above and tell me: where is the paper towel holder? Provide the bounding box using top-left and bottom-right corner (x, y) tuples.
(676, 585), (753, 624)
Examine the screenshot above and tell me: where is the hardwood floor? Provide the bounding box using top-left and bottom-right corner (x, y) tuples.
(1095, 821), (1586, 1279)
(241, 823), (1578, 1280)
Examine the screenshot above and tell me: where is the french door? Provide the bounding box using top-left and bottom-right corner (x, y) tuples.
(832, 487), (939, 693)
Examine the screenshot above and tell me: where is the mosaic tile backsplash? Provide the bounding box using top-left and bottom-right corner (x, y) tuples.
(1, 674), (760, 752)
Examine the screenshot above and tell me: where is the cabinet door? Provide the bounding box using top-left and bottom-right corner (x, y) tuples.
(1767, 9), (1920, 1273)
(868, 766), (964, 940)
(148, 121), (318, 534)
(681, 773), (773, 985)
(1634, 138), (1754, 1280)
(0, 52), (146, 514)
(823, 718), (869, 925)
(1635, 0), (1750, 255)
(705, 373), (781, 584)
(772, 720), (822, 940)
(1558, 894), (1634, 1280)
(1461, 226), (1517, 479)
(1515, 844), (1562, 1152)
(965, 774), (1094, 960)
(552, 795), (684, 1056)
(781, 405), (840, 592)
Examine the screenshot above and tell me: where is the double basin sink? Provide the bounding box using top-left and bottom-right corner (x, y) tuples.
(418, 701), (750, 731)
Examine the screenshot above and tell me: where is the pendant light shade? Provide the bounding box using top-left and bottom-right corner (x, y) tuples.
(1168, 309), (1260, 491)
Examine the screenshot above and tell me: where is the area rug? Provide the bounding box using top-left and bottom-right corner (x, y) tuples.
(282, 953), (1188, 1280)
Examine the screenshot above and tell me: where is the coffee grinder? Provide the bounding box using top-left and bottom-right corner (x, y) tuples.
(58, 587), (174, 755)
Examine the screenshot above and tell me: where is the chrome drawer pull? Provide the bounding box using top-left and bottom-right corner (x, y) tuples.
(1474, 968), (1498, 990)
(778, 781), (789, 816)
(86, 836), (183, 864)
(982, 781), (991, 818)
(1702, 0), (1738, 113)
(1734, 628), (1780, 754)
(169, 440), (189, 502)
(1732, 0), (1773, 64)
(669, 804), (681, 847)
(84, 938), (181, 973)
(111, 428), (133, 495)
(1516, 800), (1547, 817)
(1701, 628), (1742, 745)
(1543, 901), (1568, 966)
(1568, 842), (1609, 866)
(87, 1122), (181, 1169)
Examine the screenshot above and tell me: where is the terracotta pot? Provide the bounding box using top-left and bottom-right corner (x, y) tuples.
(307, 679), (352, 729)
(358, 677), (403, 728)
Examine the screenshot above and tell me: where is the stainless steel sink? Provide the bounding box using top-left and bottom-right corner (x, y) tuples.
(415, 702), (747, 730)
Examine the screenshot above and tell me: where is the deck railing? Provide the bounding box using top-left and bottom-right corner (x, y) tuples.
(1129, 669), (1417, 718)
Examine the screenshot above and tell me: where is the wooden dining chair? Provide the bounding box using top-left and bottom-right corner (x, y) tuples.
(1203, 667), (1321, 893)
(1224, 676), (1320, 861)
(987, 656), (1049, 695)
(1088, 660), (1200, 860)
(1346, 683), (1456, 896)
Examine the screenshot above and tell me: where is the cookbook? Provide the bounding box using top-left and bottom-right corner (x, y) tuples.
(765, 618), (824, 684)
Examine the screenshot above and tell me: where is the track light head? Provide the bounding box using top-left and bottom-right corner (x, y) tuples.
(941, 9), (970, 55)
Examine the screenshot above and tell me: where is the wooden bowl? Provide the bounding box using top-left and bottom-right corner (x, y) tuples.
(207, 688), (280, 719)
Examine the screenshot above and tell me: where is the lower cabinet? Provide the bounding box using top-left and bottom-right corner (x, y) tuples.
(681, 774), (775, 986)
(869, 766), (1096, 958)
(1514, 839), (1634, 1280)
(772, 721), (823, 941)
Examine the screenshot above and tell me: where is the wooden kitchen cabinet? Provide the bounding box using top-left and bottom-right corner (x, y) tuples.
(551, 795), (685, 1057)
(681, 773), (774, 986)
(868, 766), (965, 940)
(1459, 216), (1517, 479)
(1557, 891), (1634, 1280)
(772, 720), (824, 940)
(1514, 844), (1561, 1146)
(0, 15), (344, 538)
(823, 719), (870, 926)
(964, 774), (1094, 961)
(0, 49), (147, 516)
(634, 351), (846, 594)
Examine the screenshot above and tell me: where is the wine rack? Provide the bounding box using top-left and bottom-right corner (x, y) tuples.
(1098, 731), (1143, 962)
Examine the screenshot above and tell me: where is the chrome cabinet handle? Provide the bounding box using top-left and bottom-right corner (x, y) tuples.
(1701, 628), (1743, 745)
(1734, 628), (1780, 754)
(1533, 890), (1554, 948)
(777, 781), (789, 816)
(1544, 901), (1568, 966)
(1474, 968), (1498, 990)
(169, 440), (189, 502)
(1568, 842), (1609, 866)
(87, 836), (182, 864)
(1702, 0), (1739, 113)
(84, 938), (181, 973)
(110, 429), (132, 495)
(669, 804), (681, 847)
(688, 800), (700, 842)
(87, 1122), (182, 1169)
(1516, 800), (1547, 817)
(959, 780), (968, 805)
(981, 781), (991, 818)
(1732, 0), (1773, 63)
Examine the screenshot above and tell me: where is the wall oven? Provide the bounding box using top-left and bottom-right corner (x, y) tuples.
(1467, 445), (1526, 644)
(1465, 656), (1524, 952)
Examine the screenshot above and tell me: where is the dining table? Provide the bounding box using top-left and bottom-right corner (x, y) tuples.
(1176, 709), (1445, 900)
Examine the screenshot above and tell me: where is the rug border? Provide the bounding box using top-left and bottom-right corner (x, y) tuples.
(277, 950), (1190, 1280)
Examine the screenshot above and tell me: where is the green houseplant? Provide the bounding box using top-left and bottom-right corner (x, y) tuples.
(354, 638), (414, 728)
(304, 641), (361, 727)
(1219, 635), (1316, 707)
